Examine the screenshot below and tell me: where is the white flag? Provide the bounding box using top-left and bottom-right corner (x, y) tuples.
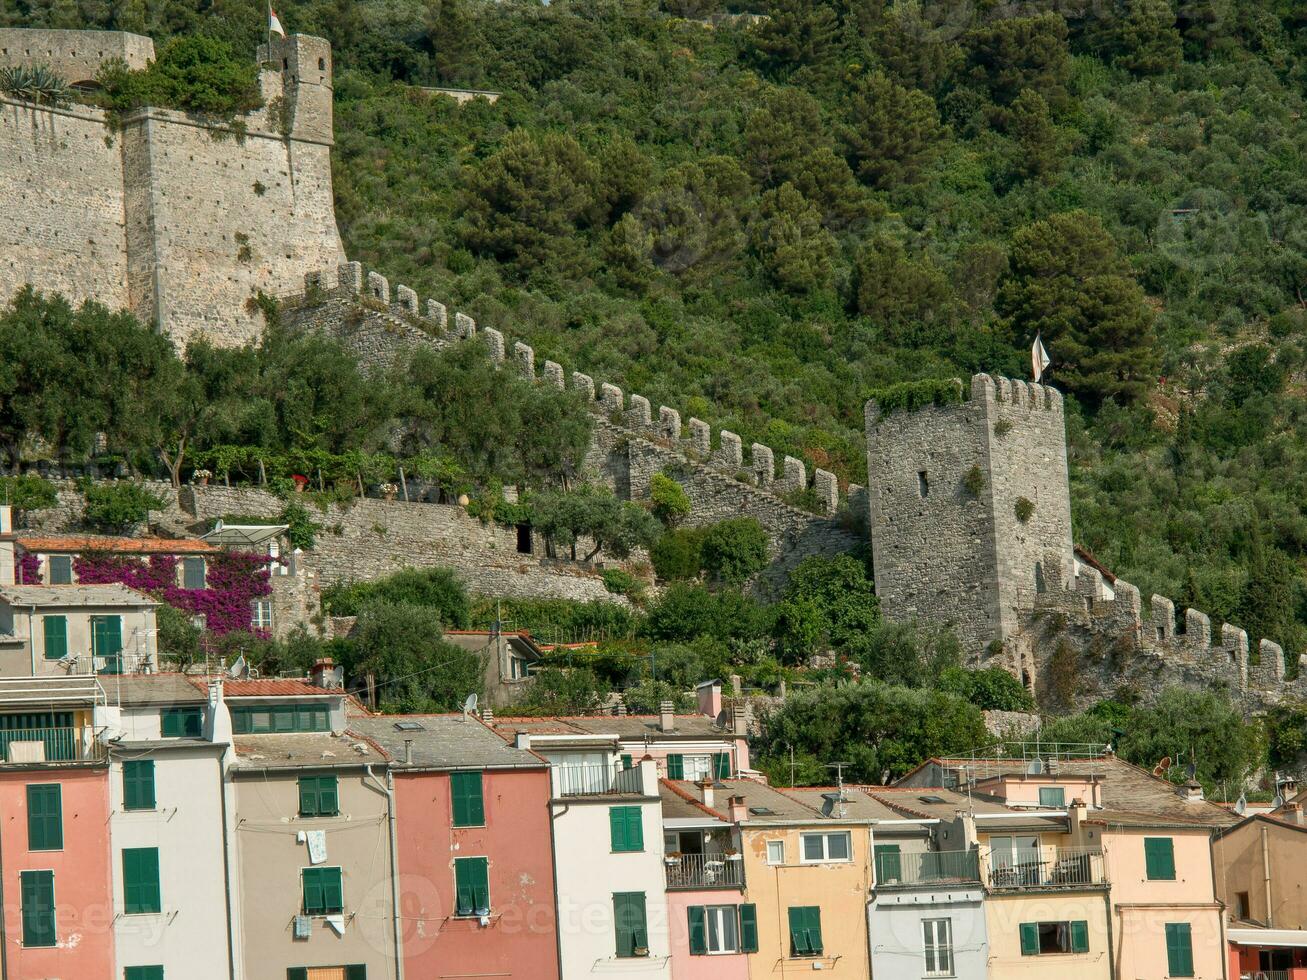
(269, 7), (286, 37)
(1032, 333), (1051, 382)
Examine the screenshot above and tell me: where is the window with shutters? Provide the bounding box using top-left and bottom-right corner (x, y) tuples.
(160, 707), (203, 738)
(123, 847), (161, 914)
(1145, 837), (1176, 880)
(123, 761), (156, 811)
(48, 555), (73, 585)
(286, 968), (366, 980)
(1165, 922), (1194, 977)
(230, 703), (330, 734)
(93, 615), (123, 674)
(666, 754), (684, 779)
(801, 831), (851, 863)
(302, 866), (344, 915)
(451, 770), (485, 827)
(699, 905), (741, 953)
(298, 775), (339, 817)
(614, 892), (649, 957)
(27, 784), (63, 851)
(251, 599), (273, 630)
(181, 557), (207, 590)
(923, 918), (954, 977)
(1038, 786), (1066, 807)
(684, 755), (712, 780)
(874, 843), (902, 882)
(125, 967), (164, 980)
(713, 752), (731, 779)
(788, 906), (823, 957)
(1018, 920), (1089, 955)
(20, 869), (55, 947)
(42, 616), (67, 661)
(609, 806), (644, 852)
(453, 857), (490, 916)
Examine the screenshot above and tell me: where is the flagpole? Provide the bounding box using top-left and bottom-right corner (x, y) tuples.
(266, 0), (273, 63)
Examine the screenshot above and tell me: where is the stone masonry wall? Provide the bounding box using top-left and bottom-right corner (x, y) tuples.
(0, 31), (345, 349)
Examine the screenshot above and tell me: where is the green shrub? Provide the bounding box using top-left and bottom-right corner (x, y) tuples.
(602, 568), (644, 601)
(78, 480), (166, 533)
(1015, 496), (1035, 522)
(650, 473), (691, 525)
(700, 517), (770, 584)
(0, 475), (58, 518)
(0, 65), (69, 106)
(963, 465), (984, 498)
(866, 379), (964, 419)
(650, 527), (706, 581)
(321, 567), (470, 626)
(96, 37), (262, 117)
(937, 666), (1035, 710)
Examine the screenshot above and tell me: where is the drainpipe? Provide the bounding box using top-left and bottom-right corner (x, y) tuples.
(547, 792), (569, 980)
(1103, 885), (1116, 980)
(366, 764), (404, 980)
(217, 754), (237, 980)
(1262, 823), (1273, 928)
(0, 785), (8, 980)
(28, 605), (37, 676)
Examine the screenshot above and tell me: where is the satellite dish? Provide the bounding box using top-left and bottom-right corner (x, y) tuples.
(1153, 756), (1172, 778)
(462, 693), (479, 718)
(1235, 795), (1247, 816)
(1026, 757), (1045, 775)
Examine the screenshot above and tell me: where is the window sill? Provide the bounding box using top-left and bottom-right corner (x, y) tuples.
(303, 911), (345, 918)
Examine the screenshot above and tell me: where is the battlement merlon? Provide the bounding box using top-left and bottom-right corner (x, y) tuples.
(865, 374), (1065, 429)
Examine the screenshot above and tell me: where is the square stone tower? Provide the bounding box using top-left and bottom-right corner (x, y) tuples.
(864, 374), (1075, 653)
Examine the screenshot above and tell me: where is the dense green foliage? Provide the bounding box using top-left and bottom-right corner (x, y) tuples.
(321, 567), (471, 622)
(94, 36), (262, 116)
(78, 479), (166, 532)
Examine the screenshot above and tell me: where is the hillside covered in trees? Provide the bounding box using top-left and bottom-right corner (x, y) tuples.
(6, 0), (1307, 656)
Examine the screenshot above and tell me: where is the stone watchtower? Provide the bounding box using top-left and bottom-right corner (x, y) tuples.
(864, 374), (1074, 654)
(256, 33), (333, 144)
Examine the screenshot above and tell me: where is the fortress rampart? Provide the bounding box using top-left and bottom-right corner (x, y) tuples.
(0, 29), (344, 348)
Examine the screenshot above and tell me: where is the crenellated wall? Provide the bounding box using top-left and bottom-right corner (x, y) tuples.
(280, 262), (862, 593)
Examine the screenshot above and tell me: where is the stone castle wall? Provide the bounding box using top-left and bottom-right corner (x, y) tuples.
(281, 263), (863, 594)
(0, 30), (345, 349)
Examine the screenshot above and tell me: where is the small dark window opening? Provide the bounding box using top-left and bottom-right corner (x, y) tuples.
(282, 58), (289, 70)
(1034, 561), (1046, 594)
(1236, 892), (1250, 920)
(318, 57), (326, 70)
(1156, 625), (1166, 641)
(516, 524), (533, 554)
(917, 471), (929, 498)
(1021, 669), (1032, 690)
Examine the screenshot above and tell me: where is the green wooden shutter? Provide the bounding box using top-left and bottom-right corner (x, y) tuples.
(27, 784), (62, 851)
(1145, 838), (1176, 880)
(319, 775), (339, 815)
(298, 776), (317, 816)
(43, 616), (67, 661)
(614, 892), (647, 957)
(1165, 923), (1194, 977)
(808, 906), (823, 955)
(621, 754), (633, 770)
(451, 771), (485, 826)
(345, 968), (367, 980)
(123, 847), (161, 914)
(687, 906), (707, 954)
(1020, 922), (1040, 955)
(1071, 920), (1089, 953)
(454, 857), (489, 915)
(303, 868), (324, 914)
(610, 806), (643, 852)
(667, 754), (684, 779)
(125, 968), (164, 980)
(93, 615), (123, 673)
(874, 843), (902, 881)
(287, 970), (308, 980)
(713, 752), (731, 778)
(20, 870), (55, 947)
(739, 903), (759, 953)
(323, 867), (343, 913)
(124, 761), (156, 810)
(789, 906), (821, 956)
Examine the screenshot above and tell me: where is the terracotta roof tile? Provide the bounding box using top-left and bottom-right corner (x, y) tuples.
(206, 679), (332, 698)
(18, 534), (218, 555)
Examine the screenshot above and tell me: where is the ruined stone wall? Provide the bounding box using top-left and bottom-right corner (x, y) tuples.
(0, 31), (345, 349)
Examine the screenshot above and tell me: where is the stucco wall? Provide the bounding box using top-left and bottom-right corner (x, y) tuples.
(666, 887), (749, 980)
(109, 744), (230, 978)
(232, 767), (397, 978)
(1214, 819), (1307, 930)
(551, 794), (671, 977)
(392, 767), (559, 979)
(0, 766), (114, 978)
(869, 889), (988, 980)
(739, 824), (872, 978)
(0, 602), (156, 677)
(985, 891), (1112, 979)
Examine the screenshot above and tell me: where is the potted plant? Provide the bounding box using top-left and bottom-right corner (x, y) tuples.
(379, 482), (399, 501)
(291, 474), (309, 493)
(192, 468), (212, 486)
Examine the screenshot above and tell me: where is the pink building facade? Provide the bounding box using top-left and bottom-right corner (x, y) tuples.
(0, 765), (114, 979)
(666, 888), (751, 980)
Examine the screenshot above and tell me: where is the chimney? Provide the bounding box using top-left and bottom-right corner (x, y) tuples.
(403, 739), (413, 765)
(728, 794), (748, 824)
(615, 700), (627, 717)
(1281, 803), (1305, 826)
(481, 707), (494, 726)
(0, 505), (14, 587)
(729, 673), (742, 696)
(513, 730), (531, 750)
(730, 700), (749, 736)
(697, 778), (714, 810)
(310, 658), (340, 689)
(659, 700), (675, 733)
(697, 680), (722, 720)
(1179, 779), (1205, 802)
(1069, 797), (1088, 841)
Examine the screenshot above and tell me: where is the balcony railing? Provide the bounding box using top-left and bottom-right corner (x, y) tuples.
(875, 850), (981, 889)
(552, 762), (643, 797)
(0, 727), (105, 764)
(984, 847), (1106, 890)
(665, 852), (745, 890)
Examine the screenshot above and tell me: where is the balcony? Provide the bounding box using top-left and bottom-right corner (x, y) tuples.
(875, 850), (981, 889)
(665, 852), (745, 890)
(984, 847), (1106, 890)
(0, 727), (105, 764)
(552, 762), (644, 798)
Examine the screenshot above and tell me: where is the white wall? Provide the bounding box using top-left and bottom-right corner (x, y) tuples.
(869, 890), (988, 980)
(551, 761), (671, 978)
(109, 744), (232, 979)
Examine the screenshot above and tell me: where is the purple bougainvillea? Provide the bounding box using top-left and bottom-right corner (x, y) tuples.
(17, 552), (40, 585)
(72, 550), (273, 636)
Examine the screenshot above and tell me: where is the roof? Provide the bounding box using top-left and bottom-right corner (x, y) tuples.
(231, 731), (387, 769)
(351, 714), (545, 770)
(660, 779), (729, 822)
(898, 756), (1236, 829)
(1074, 544), (1117, 584)
(108, 673), (207, 706)
(18, 534), (217, 555)
(201, 524), (288, 547)
(211, 679), (335, 698)
(1215, 812), (1307, 840)
(0, 583), (157, 607)
(491, 714), (735, 740)
(784, 786), (923, 821)
(444, 631), (544, 658)
(858, 786), (1013, 821)
(708, 779), (825, 824)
